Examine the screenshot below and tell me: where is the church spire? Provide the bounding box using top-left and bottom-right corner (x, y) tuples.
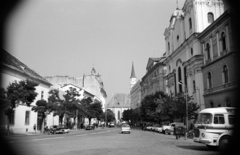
(130, 62), (136, 78)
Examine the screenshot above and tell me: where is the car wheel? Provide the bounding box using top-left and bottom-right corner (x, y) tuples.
(164, 130), (168, 134)
(129, 132), (130, 134)
(219, 136), (230, 151)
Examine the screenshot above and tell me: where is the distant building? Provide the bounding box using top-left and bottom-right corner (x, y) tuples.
(0, 49), (56, 134)
(140, 57), (166, 100)
(130, 80), (141, 110)
(44, 66), (107, 111)
(106, 93), (130, 124)
(129, 62), (141, 110)
(130, 62), (137, 89)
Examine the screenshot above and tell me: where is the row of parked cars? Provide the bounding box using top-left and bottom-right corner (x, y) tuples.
(144, 122), (184, 135)
(44, 125), (70, 134)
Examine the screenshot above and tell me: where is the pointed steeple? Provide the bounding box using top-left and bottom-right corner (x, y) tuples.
(130, 62), (136, 78)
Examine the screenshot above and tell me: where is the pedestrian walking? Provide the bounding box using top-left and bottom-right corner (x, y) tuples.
(33, 124), (36, 134)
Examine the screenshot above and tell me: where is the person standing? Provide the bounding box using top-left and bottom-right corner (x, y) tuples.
(184, 125), (187, 140)
(33, 124), (36, 134)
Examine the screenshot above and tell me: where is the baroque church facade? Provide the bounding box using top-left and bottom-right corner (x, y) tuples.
(163, 0), (227, 110)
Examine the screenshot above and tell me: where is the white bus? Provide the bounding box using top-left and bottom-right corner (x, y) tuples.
(193, 107), (235, 150)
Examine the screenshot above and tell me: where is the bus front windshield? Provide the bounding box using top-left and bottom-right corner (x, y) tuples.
(195, 113), (213, 124)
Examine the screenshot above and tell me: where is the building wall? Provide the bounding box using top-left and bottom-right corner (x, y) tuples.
(164, 0), (226, 110)
(0, 68), (57, 134)
(130, 80), (141, 109)
(199, 10), (237, 108)
(45, 75), (107, 109)
(141, 62), (166, 100)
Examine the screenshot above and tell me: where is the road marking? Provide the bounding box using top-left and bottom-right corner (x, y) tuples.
(76, 134), (87, 137)
(33, 137), (63, 141)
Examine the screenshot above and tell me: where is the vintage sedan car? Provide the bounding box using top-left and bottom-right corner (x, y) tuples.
(50, 125), (63, 134)
(85, 125), (95, 130)
(109, 123), (115, 127)
(121, 123), (131, 134)
(59, 125), (70, 133)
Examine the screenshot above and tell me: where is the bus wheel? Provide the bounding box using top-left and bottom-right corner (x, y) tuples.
(219, 136), (230, 151)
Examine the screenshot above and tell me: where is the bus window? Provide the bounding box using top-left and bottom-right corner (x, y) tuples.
(195, 113), (212, 124)
(228, 115), (234, 125)
(214, 114), (225, 124)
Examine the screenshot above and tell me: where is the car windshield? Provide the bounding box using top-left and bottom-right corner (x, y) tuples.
(195, 113), (213, 124)
(122, 124), (130, 127)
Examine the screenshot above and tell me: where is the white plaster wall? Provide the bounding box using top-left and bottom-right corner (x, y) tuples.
(1, 71), (53, 133)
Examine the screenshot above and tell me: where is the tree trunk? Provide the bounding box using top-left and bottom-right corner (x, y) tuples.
(7, 115), (10, 135)
(88, 118), (91, 125)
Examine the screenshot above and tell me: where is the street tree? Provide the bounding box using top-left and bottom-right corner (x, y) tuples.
(4, 79), (38, 134)
(47, 88), (81, 127)
(79, 97), (103, 125)
(104, 109), (116, 123)
(32, 99), (49, 132)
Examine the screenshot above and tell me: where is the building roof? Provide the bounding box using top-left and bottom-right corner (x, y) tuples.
(107, 93), (130, 108)
(130, 62), (136, 78)
(1, 49), (52, 86)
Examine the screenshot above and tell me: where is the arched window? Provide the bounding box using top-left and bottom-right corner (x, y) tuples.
(178, 67), (182, 93)
(223, 65), (229, 83)
(226, 98), (231, 107)
(207, 12), (214, 23)
(177, 35), (179, 46)
(190, 48), (193, 56)
(221, 32), (227, 51)
(193, 80), (196, 92)
(206, 43), (211, 60)
(210, 101), (214, 108)
(207, 72), (212, 88)
(189, 18), (192, 29)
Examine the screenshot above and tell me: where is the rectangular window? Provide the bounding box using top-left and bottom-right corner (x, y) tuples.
(228, 115), (234, 125)
(25, 111), (30, 125)
(214, 114), (225, 124)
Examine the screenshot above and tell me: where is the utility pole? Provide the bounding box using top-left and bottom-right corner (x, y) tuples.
(178, 81), (188, 130)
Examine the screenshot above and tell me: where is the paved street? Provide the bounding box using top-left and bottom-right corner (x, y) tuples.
(3, 127), (219, 155)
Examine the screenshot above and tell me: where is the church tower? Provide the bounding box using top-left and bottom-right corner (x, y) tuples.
(130, 62), (137, 89)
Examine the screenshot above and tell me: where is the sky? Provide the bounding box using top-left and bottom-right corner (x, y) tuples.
(4, 0), (186, 103)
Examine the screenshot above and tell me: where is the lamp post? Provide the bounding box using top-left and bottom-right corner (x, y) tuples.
(178, 81), (188, 131)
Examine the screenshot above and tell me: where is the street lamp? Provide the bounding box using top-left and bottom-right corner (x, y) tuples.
(178, 81), (188, 131)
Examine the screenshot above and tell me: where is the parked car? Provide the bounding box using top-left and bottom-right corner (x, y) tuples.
(85, 125), (95, 130)
(59, 125), (70, 133)
(121, 123), (131, 134)
(152, 124), (162, 132)
(109, 123), (115, 127)
(50, 125), (64, 134)
(154, 125), (163, 132)
(162, 122), (184, 134)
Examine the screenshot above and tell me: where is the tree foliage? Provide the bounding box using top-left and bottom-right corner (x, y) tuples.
(47, 88), (81, 124)
(6, 79), (38, 109)
(140, 91), (199, 124)
(79, 97), (103, 125)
